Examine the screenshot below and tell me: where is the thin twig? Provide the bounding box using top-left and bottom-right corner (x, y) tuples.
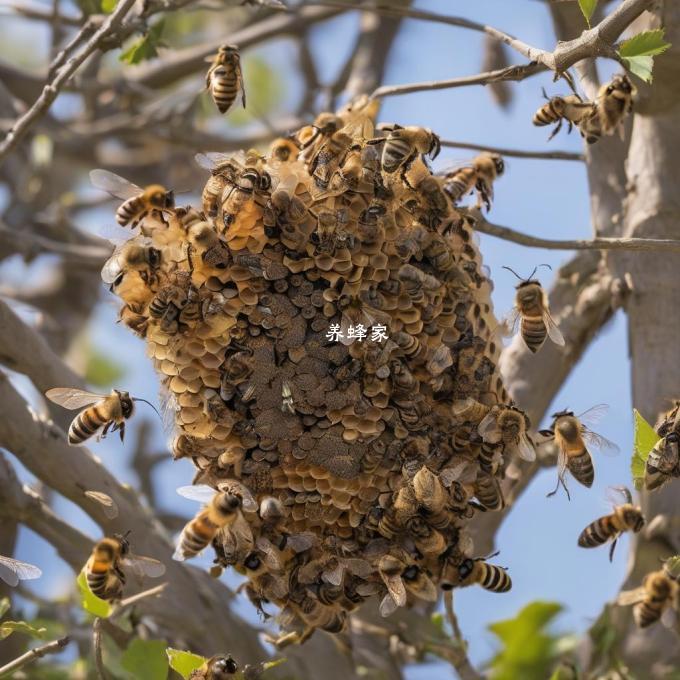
(93, 618), (108, 680)
(0, 0), (137, 164)
(472, 212), (680, 253)
(440, 139), (583, 162)
(115, 583), (168, 610)
(443, 590), (463, 641)
(0, 636), (71, 677)
(438, 590), (484, 680)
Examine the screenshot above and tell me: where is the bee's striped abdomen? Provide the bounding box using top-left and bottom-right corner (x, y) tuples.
(520, 315), (547, 353)
(578, 516), (616, 548)
(382, 139), (411, 173)
(443, 168), (476, 203)
(634, 600), (662, 628)
(116, 196), (143, 226)
(179, 515), (218, 558)
(478, 564), (512, 592)
(567, 450), (594, 488)
(69, 406), (106, 445)
(533, 102), (560, 126)
(210, 65), (239, 114)
(474, 472), (504, 510)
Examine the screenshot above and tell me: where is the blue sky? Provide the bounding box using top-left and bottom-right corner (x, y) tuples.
(0, 0), (637, 676)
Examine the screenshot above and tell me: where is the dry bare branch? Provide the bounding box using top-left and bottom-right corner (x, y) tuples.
(0, 636), (71, 677)
(440, 140), (583, 161)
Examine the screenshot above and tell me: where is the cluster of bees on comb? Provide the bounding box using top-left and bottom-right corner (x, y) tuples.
(35, 44), (672, 653)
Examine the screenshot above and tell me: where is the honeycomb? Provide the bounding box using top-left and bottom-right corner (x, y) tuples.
(104, 98), (510, 640)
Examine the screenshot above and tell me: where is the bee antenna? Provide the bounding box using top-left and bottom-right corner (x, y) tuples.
(501, 265), (524, 281)
(133, 398), (163, 422)
(541, 87), (549, 101)
(486, 550), (501, 560)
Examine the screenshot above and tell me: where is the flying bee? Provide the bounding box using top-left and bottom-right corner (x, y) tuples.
(205, 44), (246, 114)
(101, 242), (162, 293)
(532, 89), (598, 142)
(441, 153), (505, 211)
(370, 124), (441, 178)
(173, 482), (256, 561)
(0, 555), (42, 587)
(84, 533), (165, 602)
(596, 74), (635, 137)
(189, 655), (238, 680)
(503, 265), (565, 353)
(90, 169), (175, 228)
(268, 136), (300, 163)
(578, 486), (645, 561)
(618, 562), (680, 628)
(478, 405), (535, 462)
(540, 404), (619, 499)
(46, 388), (160, 445)
(645, 432), (679, 491)
(442, 552), (512, 593)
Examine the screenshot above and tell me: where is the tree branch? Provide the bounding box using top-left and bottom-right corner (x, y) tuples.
(0, 0), (137, 164)
(0, 636), (71, 677)
(471, 211), (680, 253)
(92, 618), (108, 680)
(440, 140), (583, 162)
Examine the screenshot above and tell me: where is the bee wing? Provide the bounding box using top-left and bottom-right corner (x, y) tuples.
(323, 562), (344, 586)
(123, 554), (166, 579)
(339, 311), (355, 347)
(478, 412), (500, 441)
(440, 460), (477, 486)
(101, 247), (125, 285)
(0, 556), (42, 586)
(236, 60), (246, 109)
(556, 442), (569, 482)
(604, 485), (633, 507)
(90, 169), (142, 200)
(542, 308), (565, 346)
(451, 398), (477, 418)
(159, 385), (179, 435)
(84, 491), (119, 519)
(577, 404), (609, 427)
(582, 428), (620, 457)
(379, 593), (399, 618)
(502, 307), (521, 337)
(342, 558), (373, 579)
(195, 152), (233, 171)
(45, 388), (106, 410)
(286, 532), (317, 553)
(176, 484), (216, 504)
(516, 432), (537, 462)
(217, 481), (256, 512)
(661, 605), (678, 629)
(617, 587), (646, 606)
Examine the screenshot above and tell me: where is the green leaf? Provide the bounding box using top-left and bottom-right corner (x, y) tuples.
(119, 20), (167, 65)
(0, 597), (10, 618)
(577, 0), (598, 27)
(101, 0), (117, 12)
(0, 620), (48, 640)
(76, 570), (112, 619)
(618, 29), (671, 83)
(665, 555), (680, 579)
(246, 659), (287, 677)
(121, 639), (168, 680)
(631, 409), (659, 488)
(166, 647), (206, 679)
(488, 601), (565, 680)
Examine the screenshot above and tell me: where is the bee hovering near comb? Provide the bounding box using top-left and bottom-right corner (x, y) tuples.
(0, 555), (42, 587)
(90, 169), (175, 229)
(503, 264), (565, 354)
(205, 44), (246, 115)
(578, 486), (644, 561)
(540, 404), (620, 500)
(45, 388), (162, 445)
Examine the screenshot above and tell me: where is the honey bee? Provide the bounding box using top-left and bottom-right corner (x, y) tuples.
(149, 276), (200, 334)
(195, 153), (240, 219)
(370, 124), (441, 178)
(540, 404), (619, 499)
(46, 388), (160, 445)
(596, 74), (635, 137)
(578, 486), (644, 561)
(281, 380), (295, 414)
(101, 242), (162, 293)
(441, 153), (505, 211)
(532, 90), (598, 143)
(377, 553), (408, 617)
(503, 265), (565, 354)
(473, 469), (505, 510)
(186, 221), (232, 273)
(84, 533), (165, 602)
(296, 112), (343, 157)
(268, 136), (300, 163)
(309, 130), (354, 190)
(173, 482), (256, 561)
(189, 655), (238, 680)
(618, 561), (680, 628)
(401, 564), (438, 602)
(478, 405), (535, 462)
(411, 466), (451, 529)
(221, 167), (271, 230)
(205, 44), (246, 115)
(90, 169), (175, 228)
(645, 432), (679, 491)
(442, 552), (512, 593)
(296, 595), (347, 633)
(452, 397), (492, 423)
(0, 555), (42, 586)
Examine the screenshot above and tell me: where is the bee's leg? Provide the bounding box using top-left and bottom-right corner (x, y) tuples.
(547, 119), (563, 141)
(101, 421), (112, 440)
(546, 474), (561, 498)
(609, 536), (619, 562)
(119, 421), (126, 443)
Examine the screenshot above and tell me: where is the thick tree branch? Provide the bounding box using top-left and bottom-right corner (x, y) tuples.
(0, 636), (71, 677)
(0, 0), (137, 163)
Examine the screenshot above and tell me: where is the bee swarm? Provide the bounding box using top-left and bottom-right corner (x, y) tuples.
(105, 101), (510, 639)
